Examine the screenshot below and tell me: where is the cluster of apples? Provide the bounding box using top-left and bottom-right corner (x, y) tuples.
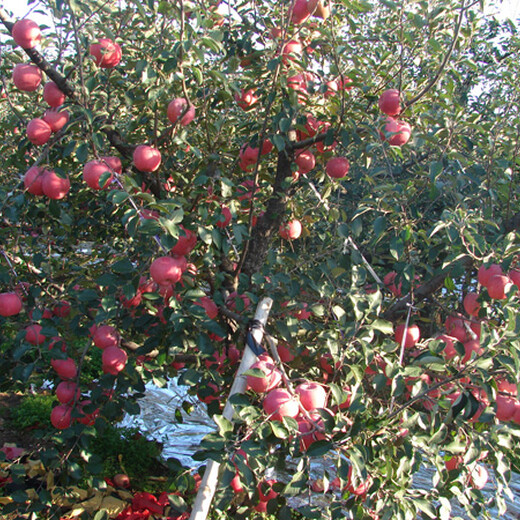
(378, 89), (412, 146)
(246, 353), (329, 451)
(91, 324), (128, 376)
(385, 260), (520, 425)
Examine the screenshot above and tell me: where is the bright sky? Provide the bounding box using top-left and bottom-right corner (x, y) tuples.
(4, 0), (520, 22)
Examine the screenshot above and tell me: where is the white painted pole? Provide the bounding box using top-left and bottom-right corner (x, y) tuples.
(189, 297), (273, 520)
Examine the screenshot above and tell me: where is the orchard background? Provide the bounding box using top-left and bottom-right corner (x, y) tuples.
(1, 0), (520, 518)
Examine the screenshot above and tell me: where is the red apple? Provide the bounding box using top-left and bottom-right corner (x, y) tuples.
(486, 274), (512, 300)
(497, 378), (517, 396)
(263, 388), (299, 421)
(77, 400), (99, 425)
(437, 334), (458, 360)
(394, 323), (420, 349)
(295, 381), (327, 411)
(281, 40), (302, 64)
(25, 324), (46, 345)
(509, 268), (520, 288)
(171, 226), (197, 256)
(12, 19), (41, 49)
(100, 156), (123, 174)
(195, 296), (218, 319)
(12, 63), (42, 92)
(102, 346), (128, 375)
(113, 474), (131, 488)
(496, 394), (517, 421)
(297, 415), (326, 451)
(150, 256), (186, 285)
(326, 157), (350, 179)
(52, 301), (71, 318)
(378, 89), (401, 116)
(234, 88), (258, 110)
(279, 219), (302, 240)
(43, 81), (66, 107)
(216, 205), (232, 228)
(133, 145), (161, 172)
(0, 292), (23, 316)
(50, 404), (72, 429)
(89, 38), (122, 68)
(51, 357), (77, 380)
(167, 98), (195, 125)
(43, 109), (69, 133)
(93, 325), (119, 349)
(56, 381), (80, 404)
(246, 354), (282, 393)
(27, 118), (52, 145)
(277, 342), (294, 363)
(463, 292), (480, 316)
(462, 339), (483, 363)
(295, 150), (316, 173)
(384, 271), (402, 297)
(83, 160), (114, 190)
(477, 263), (502, 287)
(24, 166), (45, 195)
(382, 117), (411, 146)
(41, 170), (70, 199)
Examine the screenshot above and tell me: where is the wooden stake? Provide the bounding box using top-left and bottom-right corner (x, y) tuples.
(189, 297), (273, 520)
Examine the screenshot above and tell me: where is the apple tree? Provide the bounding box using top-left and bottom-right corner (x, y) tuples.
(1, 0), (520, 519)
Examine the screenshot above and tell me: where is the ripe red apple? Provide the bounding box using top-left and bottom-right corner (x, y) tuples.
(230, 473), (244, 493)
(50, 404), (72, 429)
(100, 155), (122, 174)
(195, 296), (218, 319)
(83, 160), (114, 190)
(56, 381), (80, 404)
(378, 89), (401, 116)
(382, 117), (411, 146)
(463, 292), (480, 316)
(295, 381), (327, 411)
(497, 378), (517, 396)
(246, 354), (282, 393)
(263, 388), (299, 422)
(43, 109), (69, 133)
(51, 357), (77, 380)
(133, 145), (161, 172)
(462, 339), (483, 363)
(279, 219), (302, 240)
(43, 81), (66, 107)
(394, 323), (420, 349)
(445, 455), (462, 472)
(297, 414), (326, 451)
(171, 226), (197, 256)
(0, 292), (23, 316)
(52, 300), (71, 318)
(281, 39), (302, 64)
(89, 38), (122, 68)
(496, 394), (517, 421)
(509, 268), (520, 288)
(167, 98), (195, 125)
(295, 149), (316, 173)
(150, 256), (187, 285)
(326, 157), (350, 179)
(25, 324), (46, 345)
(93, 325), (119, 349)
(12, 19), (41, 49)
(239, 144), (259, 171)
(486, 274), (513, 300)
(102, 346), (128, 375)
(13, 63), (42, 92)
(277, 342), (294, 363)
(27, 118), (52, 145)
(384, 271), (402, 297)
(477, 263), (502, 287)
(77, 400), (99, 425)
(113, 474), (131, 488)
(24, 166), (45, 195)
(437, 334), (458, 360)
(216, 205), (232, 228)
(234, 88), (258, 110)
(41, 170), (70, 199)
